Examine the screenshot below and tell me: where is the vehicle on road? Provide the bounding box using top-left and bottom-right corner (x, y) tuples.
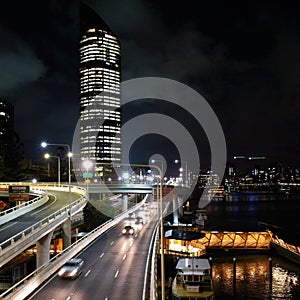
(135, 216), (144, 225)
(122, 225), (135, 235)
(58, 258), (84, 279)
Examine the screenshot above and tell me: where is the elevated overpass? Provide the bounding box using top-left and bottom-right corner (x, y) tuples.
(0, 184), (87, 269)
(0, 182), (178, 299)
(0, 195), (157, 300)
(0, 182), (156, 271)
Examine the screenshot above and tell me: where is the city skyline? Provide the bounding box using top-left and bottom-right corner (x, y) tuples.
(0, 1), (300, 169)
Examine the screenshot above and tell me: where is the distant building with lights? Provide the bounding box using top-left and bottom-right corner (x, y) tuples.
(79, 2), (122, 179)
(0, 99), (14, 162)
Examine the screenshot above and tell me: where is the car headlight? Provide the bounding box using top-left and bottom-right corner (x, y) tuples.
(58, 269), (65, 276)
(70, 269), (78, 277)
(122, 229), (126, 234)
(129, 229), (134, 234)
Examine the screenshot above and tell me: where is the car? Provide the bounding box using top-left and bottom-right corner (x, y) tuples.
(122, 225), (135, 235)
(135, 216), (144, 225)
(58, 258), (84, 279)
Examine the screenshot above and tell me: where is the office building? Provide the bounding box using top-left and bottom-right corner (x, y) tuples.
(79, 2), (122, 179)
(0, 99), (14, 161)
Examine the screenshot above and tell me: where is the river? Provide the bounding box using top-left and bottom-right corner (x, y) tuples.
(174, 191), (300, 299)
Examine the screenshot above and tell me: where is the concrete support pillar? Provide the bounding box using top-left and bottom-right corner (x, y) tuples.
(122, 194), (128, 212)
(36, 232), (53, 268)
(62, 218), (71, 249)
(178, 197), (184, 217)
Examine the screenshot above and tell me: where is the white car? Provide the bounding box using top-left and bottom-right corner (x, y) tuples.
(58, 258), (84, 279)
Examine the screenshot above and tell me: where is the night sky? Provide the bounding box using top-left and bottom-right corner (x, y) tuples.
(1, 0), (300, 171)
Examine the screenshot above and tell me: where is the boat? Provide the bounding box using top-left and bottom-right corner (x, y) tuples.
(172, 257), (215, 299)
(258, 222), (300, 265)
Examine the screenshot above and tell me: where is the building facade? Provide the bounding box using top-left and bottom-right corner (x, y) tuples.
(0, 99), (14, 160)
(79, 2), (122, 179)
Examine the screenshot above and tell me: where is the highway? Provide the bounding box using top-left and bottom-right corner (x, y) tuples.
(0, 190), (82, 245)
(27, 201), (158, 300)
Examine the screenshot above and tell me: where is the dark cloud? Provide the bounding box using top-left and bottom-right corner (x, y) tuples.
(0, 0), (300, 167)
(0, 0), (79, 158)
(0, 26), (47, 94)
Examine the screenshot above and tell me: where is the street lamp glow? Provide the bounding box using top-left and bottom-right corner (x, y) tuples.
(83, 160), (93, 170)
(174, 159), (188, 186)
(44, 152), (61, 185)
(41, 142), (47, 148)
(122, 172), (129, 180)
(44, 153), (50, 159)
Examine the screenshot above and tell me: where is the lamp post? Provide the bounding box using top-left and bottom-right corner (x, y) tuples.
(97, 162), (165, 299)
(41, 142), (73, 246)
(44, 153), (61, 186)
(175, 159), (188, 186)
(151, 159), (164, 174)
(82, 159), (93, 200)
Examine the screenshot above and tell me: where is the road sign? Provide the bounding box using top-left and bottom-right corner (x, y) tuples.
(83, 172), (93, 179)
(9, 185), (30, 194)
(9, 194), (29, 202)
(9, 185), (30, 202)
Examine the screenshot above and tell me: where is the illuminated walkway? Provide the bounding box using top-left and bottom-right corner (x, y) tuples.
(165, 230), (271, 257)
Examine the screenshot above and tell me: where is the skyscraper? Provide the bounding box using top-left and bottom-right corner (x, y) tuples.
(0, 99), (18, 180)
(0, 99), (14, 160)
(79, 2), (122, 179)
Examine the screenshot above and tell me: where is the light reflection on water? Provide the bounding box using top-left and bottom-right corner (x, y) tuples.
(211, 254), (300, 299)
(194, 192), (300, 299)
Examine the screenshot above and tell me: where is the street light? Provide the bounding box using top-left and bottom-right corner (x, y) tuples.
(83, 159), (93, 198)
(175, 159), (188, 186)
(151, 159), (164, 179)
(44, 153), (61, 186)
(41, 141), (73, 247)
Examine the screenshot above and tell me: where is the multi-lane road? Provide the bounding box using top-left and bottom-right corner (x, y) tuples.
(27, 202), (158, 300)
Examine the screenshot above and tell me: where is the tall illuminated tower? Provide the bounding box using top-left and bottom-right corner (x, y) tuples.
(0, 99), (14, 160)
(79, 2), (121, 179)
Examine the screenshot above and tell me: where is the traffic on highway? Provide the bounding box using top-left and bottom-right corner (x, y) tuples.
(26, 199), (158, 300)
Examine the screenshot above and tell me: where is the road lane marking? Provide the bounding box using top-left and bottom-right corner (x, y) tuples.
(110, 241), (114, 245)
(30, 194), (57, 215)
(114, 269), (120, 278)
(122, 254), (127, 261)
(84, 270), (91, 277)
(0, 222), (17, 232)
(100, 252), (105, 258)
(66, 293), (73, 300)
(129, 240), (134, 247)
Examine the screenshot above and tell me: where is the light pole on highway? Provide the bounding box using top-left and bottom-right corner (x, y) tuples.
(41, 142), (73, 243)
(175, 159), (188, 185)
(44, 153), (61, 186)
(82, 159), (93, 200)
(97, 162), (165, 299)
